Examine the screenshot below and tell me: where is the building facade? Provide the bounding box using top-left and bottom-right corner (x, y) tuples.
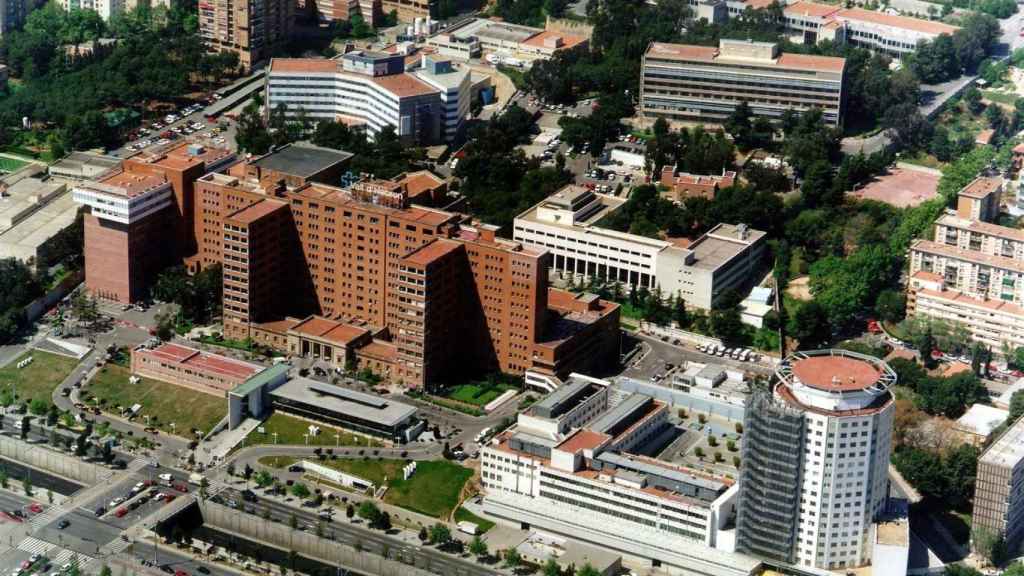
(973, 415), (1024, 556)
(73, 142), (235, 302)
(640, 39), (846, 127)
(906, 178), (1024, 353)
(513, 185), (767, 310)
(481, 383), (760, 576)
(736, 349), (896, 569)
(265, 52), (470, 145)
(131, 342), (265, 396)
(60, 0), (123, 19)
(187, 149), (620, 389)
(199, 0), (294, 71)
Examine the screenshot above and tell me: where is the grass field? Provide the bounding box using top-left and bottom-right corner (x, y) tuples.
(0, 351), (79, 409)
(267, 457), (471, 518)
(446, 383), (515, 407)
(246, 412), (385, 447)
(0, 156), (29, 173)
(86, 364), (225, 436)
(454, 507), (495, 533)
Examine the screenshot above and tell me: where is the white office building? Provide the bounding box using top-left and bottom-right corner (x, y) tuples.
(736, 349), (896, 569)
(513, 185), (766, 309)
(480, 378), (762, 576)
(266, 52), (470, 144)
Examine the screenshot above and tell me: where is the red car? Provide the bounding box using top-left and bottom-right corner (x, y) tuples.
(163, 494), (176, 503)
(173, 483), (188, 493)
(28, 503), (42, 513)
(175, 570), (189, 576)
(115, 507), (128, 518)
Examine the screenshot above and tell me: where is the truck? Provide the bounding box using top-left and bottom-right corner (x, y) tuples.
(189, 472), (206, 485)
(485, 53), (502, 65)
(503, 57), (524, 68)
(457, 521), (480, 535)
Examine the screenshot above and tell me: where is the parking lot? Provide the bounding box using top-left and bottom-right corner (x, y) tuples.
(113, 100), (239, 158)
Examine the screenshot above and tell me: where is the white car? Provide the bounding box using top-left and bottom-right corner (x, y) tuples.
(158, 473), (173, 481)
(109, 497), (124, 507)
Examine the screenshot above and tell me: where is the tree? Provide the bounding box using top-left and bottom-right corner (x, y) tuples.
(46, 404), (58, 427)
(965, 87), (984, 114)
(577, 564), (602, 576)
(504, 548), (522, 568)
(22, 477), (32, 496)
(243, 463), (253, 480)
(428, 523), (451, 545)
(0, 469), (7, 489)
(543, 556), (561, 576)
(99, 566), (111, 576)
(875, 290), (906, 324)
(418, 526), (428, 542)
(786, 301), (831, 348)
(469, 534), (488, 557)
(290, 482), (310, 499)
(345, 503), (355, 520)
(1010, 390), (1024, 422)
(915, 325), (938, 368)
(357, 501), (381, 524)
(20, 416), (29, 439)
(289, 514), (298, 530)
(724, 101), (753, 149)
(28, 398), (47, 416)
(236, 94), (273, 155)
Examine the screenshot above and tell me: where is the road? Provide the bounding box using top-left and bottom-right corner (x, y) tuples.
(211, 487), (499, 576)
(842, 10), (1024, 155)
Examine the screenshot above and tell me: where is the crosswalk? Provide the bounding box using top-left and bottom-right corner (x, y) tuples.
(16, 537), (93, 567)
(27, 503), (72, 531)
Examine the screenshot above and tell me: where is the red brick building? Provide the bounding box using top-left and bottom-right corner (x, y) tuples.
(660, 166), (737, 202)
(131, 342), (264, 396)
(73, 142), (236, 303)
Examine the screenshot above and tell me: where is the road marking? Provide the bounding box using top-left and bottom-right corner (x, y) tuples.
(17, 536), (55, 555)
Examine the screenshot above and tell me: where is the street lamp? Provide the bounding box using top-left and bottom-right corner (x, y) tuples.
(334, 433), (339, 448)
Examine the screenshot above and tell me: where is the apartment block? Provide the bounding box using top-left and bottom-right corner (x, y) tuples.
(973, 415), (1024, 555)
(73, 142), (236, 302)
(309, 0), (380, 25)
(481, 377), (759, 576)
(189, 147), (619, 389)
(640, 39), (846, 127)
(513, 185), (766, 310)
(906, 178), (1024, 352)
(265, 52), (470, 144)
(380, 0), (432, 22)
(199, 0), (294, 71)
(60, 0), (123, 19)
(736, 349), (896, 569)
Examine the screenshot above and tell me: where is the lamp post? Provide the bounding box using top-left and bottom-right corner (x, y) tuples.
(334, 433), (339, 448)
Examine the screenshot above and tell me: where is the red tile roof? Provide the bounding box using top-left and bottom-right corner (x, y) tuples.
(372, 73), (437, 98)
(401, 238), (463, 267)
(227, 199), (287, 224)
(645, 42), (845, 73)
(140, 343), (263, 381)
(556, 430), (611, 453)
(290, 316), (370, 345)
(270, 58), (339, 73)
(836, 7), (959, 35)
(959, 176), (1001, 199)
(790, 355), (883, 392)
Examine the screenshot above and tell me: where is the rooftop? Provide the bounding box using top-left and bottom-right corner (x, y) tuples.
(269, 58), (340, 74)
(588, 393), (654, 437)
(131, 141), (234, 172)
(231, 363), (291, 397)
(251, 143), (353, 180)
(48, 152), (121, 180)
(556, 429), (611, 453)
(0, 178), (77, 261)
(401, 238), (463, 267)
(451, 18), (541, 43)
(980, 412), (1024, 468)
(835, 6), (959, 35)
(520, 30), (588, 51)
(686, 223), (766, 271)
(789, 353), (884, 392)
(645, 41), (846, 73)
(138, 343), (264, 384)
(935, 213), (1024, 243)
(530, 376), (605, 419)
(783, 1), (841, 17)
(956, 403), (1008, 438)
(96, 169), (168, 198)
(396, 170), (445, 201)
(226, 199), (288, 224)
(958, 176), (1001, 199)
(269, 378), (417, 427)
(288, 315), (370, 345)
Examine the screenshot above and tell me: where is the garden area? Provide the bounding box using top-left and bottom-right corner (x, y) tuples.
(0, 350), (79, 409)
(444, 376), (519, 407)
(246, 412), (386, 448)
(263, 456), (473, 519)
(85, 364), (225, 437)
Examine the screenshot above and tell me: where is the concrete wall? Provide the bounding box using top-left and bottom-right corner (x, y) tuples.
(199, 500), (436, 576)
(0, 435), (107, 485)
(23, 271), (83, 324)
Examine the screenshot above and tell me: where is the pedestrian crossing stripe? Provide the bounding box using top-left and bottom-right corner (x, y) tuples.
(17, 536), (55, 555)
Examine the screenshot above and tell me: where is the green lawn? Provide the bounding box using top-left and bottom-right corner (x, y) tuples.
(0, 156), (29, 173)
(0, 351), (79, 409)
(385, 460), (473, 518)
(982, 89), (1020, 106)
(446, 383), (515, 407)
(246, 412), (385, 447)
(277, 457), (472, 518)
(86, 364), (225, 436)
(454, 506), (495, 533)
